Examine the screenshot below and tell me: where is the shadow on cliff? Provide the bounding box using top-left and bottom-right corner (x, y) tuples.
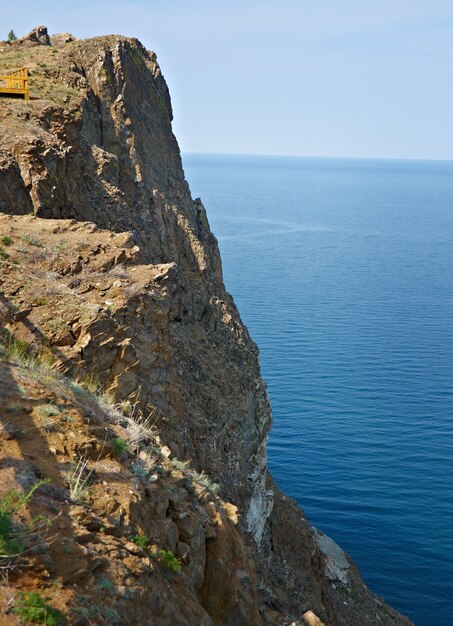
(0, 294), (124, 602)
(26, 46), (219, 282)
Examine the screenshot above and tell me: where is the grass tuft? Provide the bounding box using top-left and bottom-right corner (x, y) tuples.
(67, 457), (93, 503)
(22, 234), (45, 248)
(170, 458), (220, 498)
(0, 334), (57, 379)
(0, 480), (50, 562)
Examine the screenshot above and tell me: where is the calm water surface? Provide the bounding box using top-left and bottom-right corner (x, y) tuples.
(183, 153), (453, 626)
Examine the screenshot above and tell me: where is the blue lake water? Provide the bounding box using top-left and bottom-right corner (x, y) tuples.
(182, 153), (453, 626)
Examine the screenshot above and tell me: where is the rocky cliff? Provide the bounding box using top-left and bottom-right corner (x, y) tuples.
(0, 29), (412, 625)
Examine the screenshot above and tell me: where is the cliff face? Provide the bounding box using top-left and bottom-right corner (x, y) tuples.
(0, 32), (411, 625)
(0, 34), (271, 543)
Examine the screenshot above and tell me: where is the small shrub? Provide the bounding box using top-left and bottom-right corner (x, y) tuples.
(13, 592), (66, 625)
(22, 234), (45, 248)
(0, 507), (24, 556)
(37, 404), (60, 433)
(44, 318), (66, 334)
(37, 403), (60, 418)
(110, 437), (129, 458)
(1, 235), (12, 245)
(129, 534), (150, 549)
(157, 549), (182, 572)
(130, 460), (149, 479)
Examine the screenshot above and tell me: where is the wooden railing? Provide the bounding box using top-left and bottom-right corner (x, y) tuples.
(0, 68), (29, 100)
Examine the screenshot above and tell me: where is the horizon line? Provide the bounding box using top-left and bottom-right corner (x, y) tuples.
(181, 151), (453, 163)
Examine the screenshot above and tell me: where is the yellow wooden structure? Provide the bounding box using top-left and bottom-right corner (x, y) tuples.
(0, 68), (29, 100)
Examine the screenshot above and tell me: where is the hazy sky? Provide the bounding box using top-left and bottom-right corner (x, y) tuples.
(3, 1), (453, 159)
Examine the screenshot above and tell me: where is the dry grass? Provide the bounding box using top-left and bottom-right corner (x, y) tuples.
(66, 456), (93, 503)
(0, 43), (83, 108)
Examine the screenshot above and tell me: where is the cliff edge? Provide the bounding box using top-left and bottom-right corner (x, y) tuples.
(0, 29), (412, 625)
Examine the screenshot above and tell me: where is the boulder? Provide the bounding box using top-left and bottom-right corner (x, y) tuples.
(20, 25), (51, 46)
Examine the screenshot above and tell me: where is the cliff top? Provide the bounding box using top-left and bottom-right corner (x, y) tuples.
(0, 29), (169, 154)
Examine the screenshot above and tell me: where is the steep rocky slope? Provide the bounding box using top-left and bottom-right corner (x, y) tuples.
(0, 29), (412, 625)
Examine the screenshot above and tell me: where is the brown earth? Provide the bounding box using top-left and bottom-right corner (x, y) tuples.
(0, 29), (413, 625)
(0, 347), (259, 625)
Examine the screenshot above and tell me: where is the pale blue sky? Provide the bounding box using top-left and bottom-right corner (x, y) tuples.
(3, 1), (453, 159)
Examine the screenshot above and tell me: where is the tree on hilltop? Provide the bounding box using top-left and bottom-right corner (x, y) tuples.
(7, 30), (17, 42)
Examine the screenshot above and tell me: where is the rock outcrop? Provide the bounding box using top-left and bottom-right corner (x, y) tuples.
(0, 30), (412, 625)
(19, 26), (51, 47)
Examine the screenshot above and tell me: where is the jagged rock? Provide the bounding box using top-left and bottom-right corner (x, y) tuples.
(19, 25), (51, 46)
(314, 530), (350, 585)
(303, 612), (325, 626)
(51, 32), (78, 45)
